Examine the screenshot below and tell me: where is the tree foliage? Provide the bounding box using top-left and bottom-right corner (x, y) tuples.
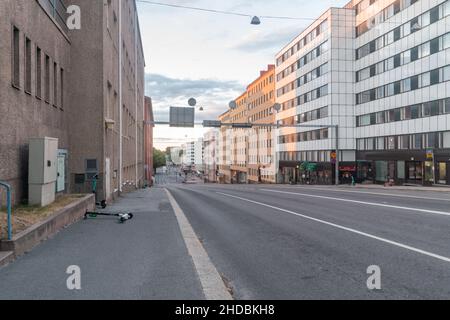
(153, 148), (166, 170)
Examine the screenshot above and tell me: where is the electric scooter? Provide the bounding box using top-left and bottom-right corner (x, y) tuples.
(92, 174), (107, 209)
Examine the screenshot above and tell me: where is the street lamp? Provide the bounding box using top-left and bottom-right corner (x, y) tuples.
(251, 16), (261, 25)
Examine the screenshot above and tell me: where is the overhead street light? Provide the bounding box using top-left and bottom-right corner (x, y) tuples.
(251, 16), (261, 25)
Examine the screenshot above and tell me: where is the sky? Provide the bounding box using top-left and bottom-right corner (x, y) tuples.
(137, 0), (349, 150)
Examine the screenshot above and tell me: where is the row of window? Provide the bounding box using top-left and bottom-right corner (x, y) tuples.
(356, 65), (450, 105)
(356, 0), (420, 38)
(356, 0), (449, 59)
(280, 106), (329, 126)
(277, 63), (329, 98)
(248, 75), (274, 96)
(249, 108), (273, 122)
(357, 32), (450, 82)
(354, 0), (378, 15)
(38, 0), (68, 33)
(276, 41), (329, 82)
(248, 91), (274, 110)
(357, 98), (450, 127)
(278, 150), (332, 163)
(278, 129), (329, 144)
(356, 131), (448, 151)
(281, 85), (329, 111)
(11, 25), (64, 108)
(276, 20), (328, 67)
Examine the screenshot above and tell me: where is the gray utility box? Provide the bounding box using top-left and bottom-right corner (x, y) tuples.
(29, 137), (58, 207)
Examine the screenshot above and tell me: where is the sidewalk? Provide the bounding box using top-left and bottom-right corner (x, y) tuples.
(338, 184), (450, 193)
(0, 187), (204, 300)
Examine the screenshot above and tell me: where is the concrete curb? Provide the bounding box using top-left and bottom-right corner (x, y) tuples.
(0, 251), (14, 267)
(0, 194), (95, 260)
(165, 188), (233, 301)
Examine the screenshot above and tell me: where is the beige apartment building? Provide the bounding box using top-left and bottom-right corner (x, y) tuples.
(0, 0), (146, 204)
(218, 110), (232, 183)
(247, 65), (276, 183)
(230, 92), (249, 183)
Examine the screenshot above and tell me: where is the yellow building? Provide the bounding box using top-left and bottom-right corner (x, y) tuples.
(246, 65), (276, 183)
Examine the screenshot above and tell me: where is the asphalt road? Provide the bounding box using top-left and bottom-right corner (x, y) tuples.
(1, 182), (449, 300)
(166, 184), (450, 299)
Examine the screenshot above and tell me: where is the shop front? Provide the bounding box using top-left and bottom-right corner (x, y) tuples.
(357, 149), (450, 186)
(278, 161), (355, 185)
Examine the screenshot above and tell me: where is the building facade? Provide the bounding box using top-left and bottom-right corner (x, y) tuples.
(274, 0), (450, 186)
(218, 111), (232, 183)
(182, 139), (204, 170)
(275, 7), (356, 185)
(0, 0), (146, 205)
(247, 65), (277, 183)
(353, 0), (450, 185)
(230, 93), (249, 183)
(203, 129), (219, 182)
(144, 97), (154, 185)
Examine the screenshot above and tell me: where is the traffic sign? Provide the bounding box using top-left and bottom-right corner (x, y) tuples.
(169, 107), (195, 127)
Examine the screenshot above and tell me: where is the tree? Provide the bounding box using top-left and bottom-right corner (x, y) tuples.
(153, 148), (166, 170)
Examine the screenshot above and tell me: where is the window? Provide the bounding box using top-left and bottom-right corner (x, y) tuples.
(430, 6), (440, 24)
(430, 38), (440, 54)
(53, 62), (58, 106)
(398, 135), (409, 149)
(402, 78), (411, 92)
(443, 66), (450, 82)
(36, 47), (42, 97)
(360, 115), (371, 126)
(376, 111), (385, 124)
(25, 37), (32, 93)
(421, 42), (430, 57)
(377, 137), (385, 150)
(45, 55), (50, 102)
(387, 137), (396, 150)
(411, 104), (420, 119)
(421, 72), (430, 86)
(411, 47), (419, 61)
(413, 134), (422, 149)
(426, 133), (438, 148)
(430, 69), (440, 85)
(410, 75), (419, 90)
(445, 98), (450, 114)
(444, 33), (450, 50)
(430, 101), (440, 116)
(60, 68), (64, 109)
(320, 106), (328, 118)
(12, 26), (20, 87)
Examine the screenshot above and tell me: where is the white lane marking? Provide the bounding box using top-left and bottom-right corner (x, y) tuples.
(261, 189), (450, 217)
(166, 189), (232, 300)
(275, 185), (450, 202)
(216, 192), (450, 264)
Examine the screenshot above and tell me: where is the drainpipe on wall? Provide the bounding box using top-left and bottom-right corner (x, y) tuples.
(118, 0), (123, 193)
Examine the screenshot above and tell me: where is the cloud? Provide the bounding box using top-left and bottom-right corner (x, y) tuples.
(231, 26), (305, 53)
(145, 73), (245, 121)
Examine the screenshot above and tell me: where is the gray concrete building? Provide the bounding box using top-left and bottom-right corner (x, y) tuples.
(0, 0), (146, 205)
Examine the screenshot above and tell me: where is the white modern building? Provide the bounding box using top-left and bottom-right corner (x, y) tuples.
(275, 6), (356, 184)
(170, 147), (183, 166)
(182, 139), (204, 170)
(275, 0), (450, 186)
(354, 0), (450, 185)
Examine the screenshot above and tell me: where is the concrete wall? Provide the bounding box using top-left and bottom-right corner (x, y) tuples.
(0, 0), (71, 204)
